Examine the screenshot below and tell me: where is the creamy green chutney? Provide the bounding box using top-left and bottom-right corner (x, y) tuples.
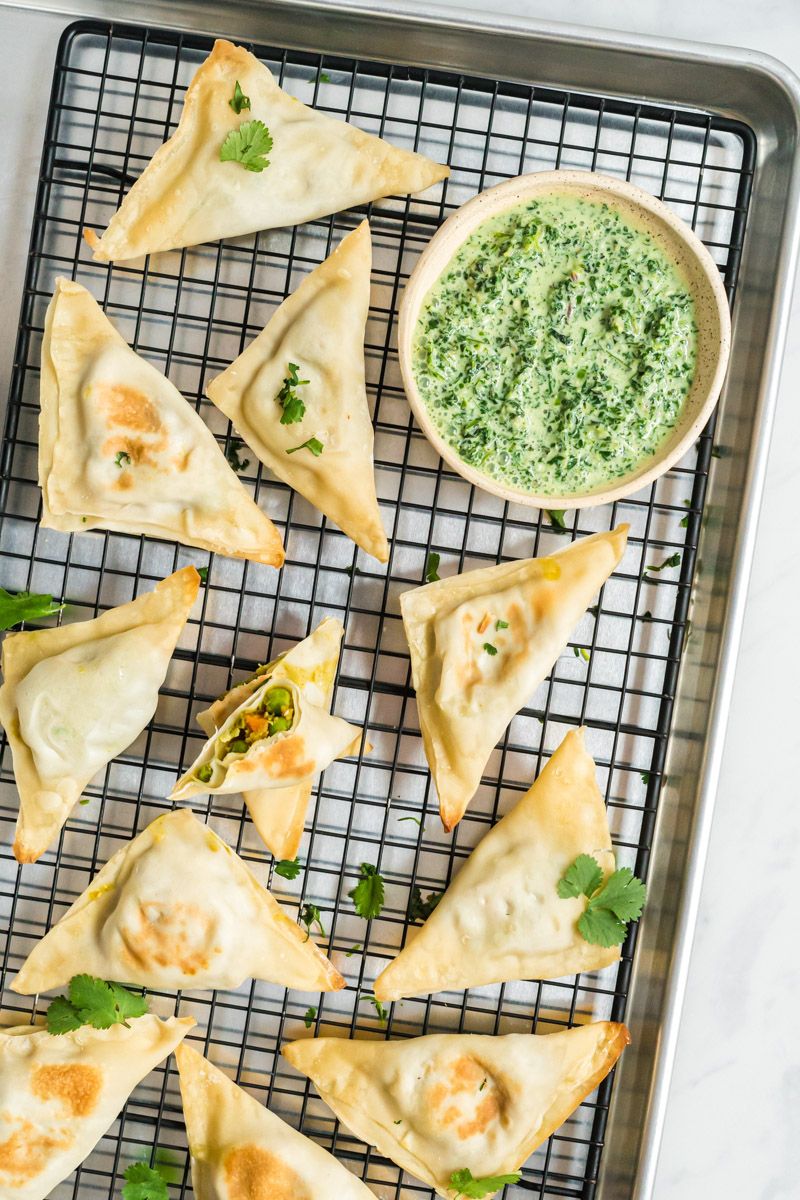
(412, 194), (698, 495)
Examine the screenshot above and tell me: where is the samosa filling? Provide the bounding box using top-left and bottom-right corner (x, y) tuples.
(195, 686), (295, 782)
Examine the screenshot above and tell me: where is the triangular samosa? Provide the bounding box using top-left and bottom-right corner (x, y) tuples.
(0, 566), (199, 864)
(85, 40), (449, 262)
(0, 1013), (192, 1200)
(39, 278), (284, 566)
(207, 221), (388, 561)
(283, 1024), (629, 1199)
(402, 526), (628, 829)
(374, 728), (619, 1001)
(176, 1043), (375, 1199)
(192, 616), (364, 860)
(11, 809), (344, 995)
(170, 624), (362, 804)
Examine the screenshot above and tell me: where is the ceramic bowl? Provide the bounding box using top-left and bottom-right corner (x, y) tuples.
(398, 169), (731, 509)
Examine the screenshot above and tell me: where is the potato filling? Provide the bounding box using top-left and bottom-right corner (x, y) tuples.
(195, 685), (295, 783)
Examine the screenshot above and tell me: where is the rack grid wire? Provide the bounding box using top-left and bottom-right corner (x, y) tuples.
(0, 18), (755, 1200)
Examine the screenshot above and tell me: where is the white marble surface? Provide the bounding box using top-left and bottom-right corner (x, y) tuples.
(0, 2), (797, 1198)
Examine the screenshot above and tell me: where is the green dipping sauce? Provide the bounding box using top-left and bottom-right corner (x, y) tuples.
(412, 193), (698, 495)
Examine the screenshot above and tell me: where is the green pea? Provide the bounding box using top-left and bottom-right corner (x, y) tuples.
(263, 686), (292, 715)
(269, 715), (291, 735)
(228, 738), (249, 754)
(196, 763), (213, 783)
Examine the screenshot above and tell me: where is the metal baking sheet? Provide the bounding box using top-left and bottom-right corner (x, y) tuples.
(0, 4), (798, 1199)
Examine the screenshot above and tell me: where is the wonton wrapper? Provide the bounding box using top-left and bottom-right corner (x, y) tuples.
(85, 39), (449, 262)
(194, 617), (364, 860)
(283, 1025), (630, 1199)
(171, 629), (362, 803)
(39, 278), (284, 566)
(402, 526), (629, 829)
(374, 728), (619, 1001)
(176, 1043), (375, 1200)
(207, 221), (388, 561)
(0, 1013), (192, 1200)
(0, 567), (199, 864)
(12, 809), (343, 995)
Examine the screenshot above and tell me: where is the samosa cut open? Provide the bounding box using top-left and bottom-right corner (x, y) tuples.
(11, 809), (344, 995)
(283, 1023), (630, 1199)
(176, 1043), (376, 1200)
(374, 728), (620, 1002)
(401, 525), (628, 829)
(85, 39), (449, 262)
(0, 566), (199, 864)
(39, 278), (284, 566)
(206, 221), (388, 561)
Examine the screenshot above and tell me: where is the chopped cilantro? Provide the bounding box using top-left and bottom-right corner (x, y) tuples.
(345, 944), (362, 957)
(557, 854), (646, 947)
(319, 71), (331, 83)
(220, 119), (273, 172)
(495, 619), (509, 630)
(644, 552), (681, 575)
(226, 440), (250, 473)
(122, 1163), (169, 1200)
(424, 551), (441, 583)
(196, 566), (208, 584)
(409, 886), (443, 922)
(483, 642), (498, 656)
(303, 1006), (317, 1028)
(286, 437), (324, 457)
(299, 903), (325, 941)
(359, 994), (388, 1025)
(398, 815), (422, 827)
(46, 975), (148, 1035)
(349, 863), (385, 920)
(449, 1168), (522, 1197)
(276, 362), (310, 425)
(546, 509), (569, 533)
(640, 771), (650, 785)
(0, 588), (64, 631)
(114, 451), (132, 468)
(274, 857), (302, 880)
(228, 80), (251, 114)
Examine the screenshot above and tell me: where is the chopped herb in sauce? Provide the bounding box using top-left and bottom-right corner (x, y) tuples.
(413, 195), (698, 495)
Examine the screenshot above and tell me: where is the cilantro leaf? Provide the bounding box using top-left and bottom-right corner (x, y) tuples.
(107, 981), (148, 1024)
(483, 642), (497, 656)
(449, 1167), (522, 1197)
(276, 362), (310, 425)
(122, 1162), (169, 1200)
(495, 619), (509, 630)
(349, 863), (385, 920)
(286, 437), (324, 457)
(45, 996), (83, 1035)
(577, 906), (628, 948)
(220, 119), (273, 172)
(557, 854), (603, 900)
(359, 994), (388, 1025)
(546, 509), (569, 534)
(425, 551), (441, 583)
(0, 588), (64, 631)
(196, 566), (208, 584)
(275, 857), (302, 880)
(303, 1005), (317, 1028)
(226, 440), (250, 473)
(115, 451), (132, 468)
(300, 903), (325, 941)
(592, 867), (647, 923)
(229, 80), (251, 114)
(409, 886), (443, 922)
(644, 552), (681, 575)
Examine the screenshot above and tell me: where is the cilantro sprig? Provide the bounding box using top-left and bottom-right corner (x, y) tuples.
(409, 886), (443, 922)
(449, 1168), (522, 1197)
(228, 80), (251, 114)
(0, 588), (64, 631)
(299, 903), (325, 941)
(220, 119), (273, 172)
(275, 857), (302, 880)
(557, 854), (646, 947)
(276, 362), (310, 425)
(349, 863), (385, 920)
(122, 1163), (169, 1200)
(46, 975), (148, 1035)
(359, 994), (389, 1025)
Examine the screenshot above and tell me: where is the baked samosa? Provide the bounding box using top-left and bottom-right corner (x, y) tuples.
(176, 1043), (376, 1200)
(283, 1024), (629, 1199)
(171, 624), (362, 804)
(374, 728), (619, 1001)
(39, 278), (284, 566)
(192, 616), (362, 860)
(12, 809), (344, 995)
(402, 526), (628, 830)
(207, 220), (388, 561)
(85, 39), (449, 262)
(0, 1013), (192, 1200)
(0, 566), (199, 864)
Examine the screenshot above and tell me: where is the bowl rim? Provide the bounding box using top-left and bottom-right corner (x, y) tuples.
(397, 168), (732, 510)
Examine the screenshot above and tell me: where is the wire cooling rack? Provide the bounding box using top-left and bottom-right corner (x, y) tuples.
(0, 17), (755, 1200)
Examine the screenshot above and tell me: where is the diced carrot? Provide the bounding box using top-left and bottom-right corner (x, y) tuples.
(244, 713), (269, 733)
